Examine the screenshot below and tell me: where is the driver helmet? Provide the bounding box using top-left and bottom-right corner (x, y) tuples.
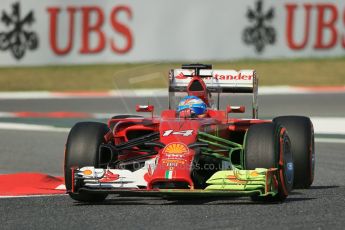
(177, 96), (207, 117)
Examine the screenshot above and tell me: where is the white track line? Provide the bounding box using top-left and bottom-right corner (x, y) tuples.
(0, 194), (67, 199)
(55, 184), (66, 190)
(259, 86), (300, 95)
(0, 122), (69, 132)
(0, 112), (118, 119)
(0, 87), (344, 100)
(311, 117), (345, 135)
(0, 112), (16, 118)
(315, 138), (345, 144)
(0, 89), (167, 100)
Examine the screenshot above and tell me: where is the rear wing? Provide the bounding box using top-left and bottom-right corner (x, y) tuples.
(168, 68), (259, 118)
(169, 69), (257, 93)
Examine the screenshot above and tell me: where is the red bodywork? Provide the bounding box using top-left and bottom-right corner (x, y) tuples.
(104, 73), (269, 189)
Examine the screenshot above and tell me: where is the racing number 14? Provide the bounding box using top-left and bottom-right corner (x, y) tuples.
(163, 130), (193, 137)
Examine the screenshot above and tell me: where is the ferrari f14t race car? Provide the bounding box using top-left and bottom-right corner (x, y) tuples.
(64, 64), (315, 202)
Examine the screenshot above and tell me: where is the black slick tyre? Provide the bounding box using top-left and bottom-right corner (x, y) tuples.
(244, 123), (294, 202)
(64, 122), (110, 202)
(273, 116), (315, 189)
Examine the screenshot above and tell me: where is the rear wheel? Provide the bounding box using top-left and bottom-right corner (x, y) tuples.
(244, 123), (294, 202)
(273, 116), (315, 188)
(64, 122), (110, 202)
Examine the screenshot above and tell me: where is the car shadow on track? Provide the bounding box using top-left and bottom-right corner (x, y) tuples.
(308, 185), (339, 190)
(73, 196), (316, 206)
(289, 191), (304, 195)
(284, 197), (316, 203)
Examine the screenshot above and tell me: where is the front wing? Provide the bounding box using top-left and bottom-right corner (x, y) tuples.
(71, 167), (279, 198)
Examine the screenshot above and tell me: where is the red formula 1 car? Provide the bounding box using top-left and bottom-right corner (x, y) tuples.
(64, 64), (315, 202)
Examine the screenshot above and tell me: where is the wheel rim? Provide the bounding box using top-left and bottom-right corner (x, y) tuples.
(279, 128), (294, 196)
(283, 137), (294, 185)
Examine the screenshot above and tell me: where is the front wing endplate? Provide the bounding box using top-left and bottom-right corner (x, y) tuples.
(205, 168), (279, 197)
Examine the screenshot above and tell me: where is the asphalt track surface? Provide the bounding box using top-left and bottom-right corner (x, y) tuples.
(1, 93), (345, 229)
(0, 93), (345, 117)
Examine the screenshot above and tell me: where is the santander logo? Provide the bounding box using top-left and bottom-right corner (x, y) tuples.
(204, 73), (253, 81)
(213, 73), (253, 81)
(174, 71), (253, 81)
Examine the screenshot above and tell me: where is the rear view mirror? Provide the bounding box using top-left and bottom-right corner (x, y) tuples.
(226, 105), (245, 114)
(136, 105), (154, 112)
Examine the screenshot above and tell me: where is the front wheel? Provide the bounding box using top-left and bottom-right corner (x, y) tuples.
(64, 122), (110, 202)
(273, 116), (315, 188)
(244, 123), (294, 202)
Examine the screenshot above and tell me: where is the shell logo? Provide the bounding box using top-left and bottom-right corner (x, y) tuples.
(163, 143), (188, 155)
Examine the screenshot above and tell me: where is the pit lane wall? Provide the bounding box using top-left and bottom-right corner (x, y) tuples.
(0, 0), (344, 66)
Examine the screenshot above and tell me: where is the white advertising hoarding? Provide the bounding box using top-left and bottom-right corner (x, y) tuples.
(0, 0), (344, 66)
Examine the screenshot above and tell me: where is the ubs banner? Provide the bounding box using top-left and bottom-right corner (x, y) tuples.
(0, 0), (344, 66)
